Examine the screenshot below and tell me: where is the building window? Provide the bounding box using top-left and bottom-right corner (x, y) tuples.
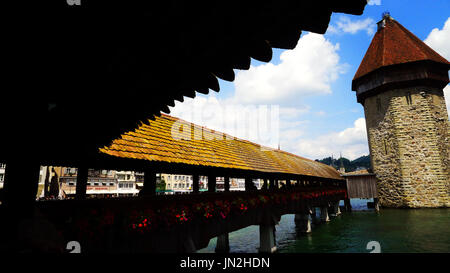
(406, 92), (412, 105)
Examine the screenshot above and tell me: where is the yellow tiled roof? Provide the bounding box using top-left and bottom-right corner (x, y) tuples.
(342, 169), (374, 176)
(100, 114), (342, 180)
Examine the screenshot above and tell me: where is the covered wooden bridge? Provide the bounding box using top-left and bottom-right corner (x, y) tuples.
(35, 114), (347, 253)
(0, 0), (367, 252)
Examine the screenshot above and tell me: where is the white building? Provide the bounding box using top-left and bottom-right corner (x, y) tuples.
(161, 174), (263, 193)
(0, 163), (5, 189)
(116, 170), (140, 196)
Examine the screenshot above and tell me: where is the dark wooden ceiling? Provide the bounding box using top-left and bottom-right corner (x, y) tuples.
(1, 0), (367, 164)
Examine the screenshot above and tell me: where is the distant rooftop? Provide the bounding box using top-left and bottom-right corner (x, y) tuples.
(341, 169), (375, 177)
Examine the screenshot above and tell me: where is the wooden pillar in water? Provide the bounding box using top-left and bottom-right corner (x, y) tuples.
(76, 165), (88, 200)
(329, 201), (341, 217)
(320, 206), (330, 222)
(344, 198), (352, 212)
(259, 225), (277, 253)
(208, 175), (216, 193)
(374, 197), (380, 212)
(215, 233), (230, 253)
(295, 213), (312, 233)
(192, 173), (200, 193)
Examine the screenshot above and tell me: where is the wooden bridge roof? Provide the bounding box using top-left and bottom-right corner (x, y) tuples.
(100, 114), (342, 180)
(1, 1), (367, 165)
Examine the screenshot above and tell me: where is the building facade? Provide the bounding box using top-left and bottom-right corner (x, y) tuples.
(352, 14), (450, 208)
(58, 168), (139, 198)
(0, 163), (5, 189)
(161, 174), (261, 194)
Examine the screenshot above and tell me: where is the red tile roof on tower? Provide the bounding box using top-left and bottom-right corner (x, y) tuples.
(353, 14), (450, 81)
(100, 114), (342, 180)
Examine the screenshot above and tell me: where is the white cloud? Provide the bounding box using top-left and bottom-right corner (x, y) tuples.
(424, 17), (450, 60)
(169, 95), (281, 148)
(444, 85), (450, 119)
(231, 33), (348, 105)
(327, 16), (376, 36)
(279, 106), (310, 119)
(287, 118), (369, 160)
(367, 0), (381, 6)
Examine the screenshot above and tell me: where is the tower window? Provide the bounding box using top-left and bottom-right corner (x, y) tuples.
(406, 92), (412, 105)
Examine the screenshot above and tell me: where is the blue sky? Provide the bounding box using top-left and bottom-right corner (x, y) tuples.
(169, 0), (450, 161)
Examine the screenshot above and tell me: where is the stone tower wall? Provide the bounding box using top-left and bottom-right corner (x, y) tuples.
(364, 86), (450, 207)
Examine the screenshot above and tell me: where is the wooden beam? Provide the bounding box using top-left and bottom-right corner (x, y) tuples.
(245, 177), (255, 192)
(193, 173), (200, 193)
(2, 160), (40, 214)
(286, 179), (292, 187)
(262, 179), (268, 190)
(208, 175), (216, 193)
(269, 178), (275, 190)
(76, 165), (88, 200)
(143, 169), (156, 196)
(224, 176), (230, 192)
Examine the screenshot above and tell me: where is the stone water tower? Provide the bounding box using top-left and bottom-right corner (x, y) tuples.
(352, 13), (450, 208)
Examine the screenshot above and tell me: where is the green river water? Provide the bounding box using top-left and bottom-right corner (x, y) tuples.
(198, 199), (450, 253)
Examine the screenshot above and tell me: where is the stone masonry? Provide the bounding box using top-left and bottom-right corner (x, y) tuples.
(364, 86), (450, 207)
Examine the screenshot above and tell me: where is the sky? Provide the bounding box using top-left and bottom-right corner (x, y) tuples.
(168, 0), (450, 161)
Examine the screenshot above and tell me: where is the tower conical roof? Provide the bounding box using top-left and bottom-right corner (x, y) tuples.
(353, 14), (450, 81)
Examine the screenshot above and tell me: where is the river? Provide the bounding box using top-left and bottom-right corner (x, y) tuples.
(197, 199), (450, 253)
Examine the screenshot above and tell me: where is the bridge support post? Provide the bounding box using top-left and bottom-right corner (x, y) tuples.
(329, 201), (341, 217)
(142, 170), (156, 196)
(295, 213), (311, 233)
(344, 198), (352, 212)
(311, 207), (319, 224)
(76, 165), (88, 200)
(215, 233), (230, 253)
(259, 225), (277, 253)
(320, 206), (330, 222)
(224, 177), (230, 192)
(374, 198), (380, 212)
(183, 236), (197, 253)
(208, 175), (216, 193)
(193, 173), (200, 193)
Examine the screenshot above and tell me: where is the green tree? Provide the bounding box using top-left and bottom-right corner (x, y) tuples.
(156, 178), (166, 191)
